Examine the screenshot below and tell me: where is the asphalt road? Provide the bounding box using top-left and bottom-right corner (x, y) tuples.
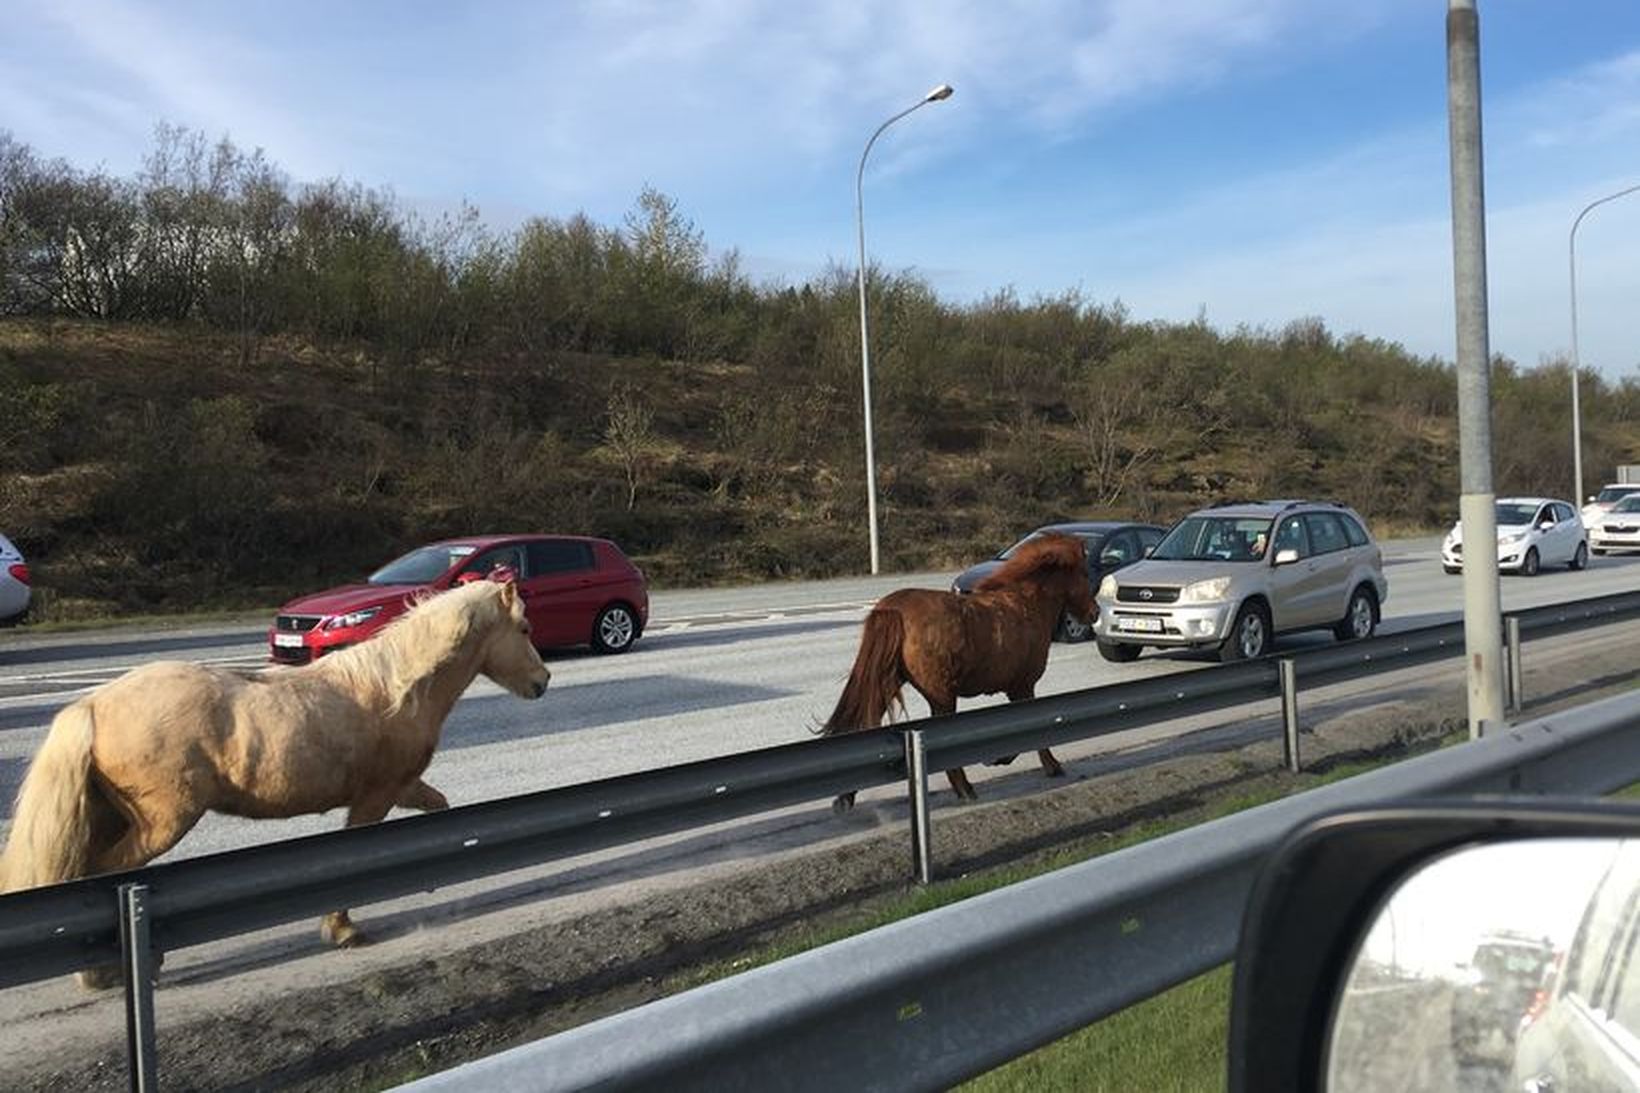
(2, 535), (1638, 863)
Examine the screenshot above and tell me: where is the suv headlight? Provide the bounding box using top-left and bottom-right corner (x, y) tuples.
(326, 606), (382, 630)
(1178, 577), (1231, 604)
(1098, 574), (1117, 598)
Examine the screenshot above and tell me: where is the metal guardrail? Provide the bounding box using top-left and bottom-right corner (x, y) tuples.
(3, 588), (1640, 1084)
(399, 687), (1640, 1093)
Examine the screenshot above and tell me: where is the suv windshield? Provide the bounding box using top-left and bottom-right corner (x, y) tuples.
(1150, 516), (1273, 562)
(367, 544), (478, 585)
(1596, 487), (1640, 504)
(1496, 502), (1540, 526)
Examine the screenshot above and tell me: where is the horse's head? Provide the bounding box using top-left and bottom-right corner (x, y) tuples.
(478, 582), (551, 699)
(1055, 537), (1098, 625)
(977, 532), (1097, 623)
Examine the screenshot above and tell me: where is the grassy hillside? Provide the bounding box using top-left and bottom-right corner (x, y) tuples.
(4, 315), (1636, 624)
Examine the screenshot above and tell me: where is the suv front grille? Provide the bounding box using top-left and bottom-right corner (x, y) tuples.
(276, 615), (322, 633)
(1116, 585), (1181, 604)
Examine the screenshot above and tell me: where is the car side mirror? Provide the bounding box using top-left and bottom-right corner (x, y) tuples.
(1540, 520), (1556, 530)
(1099, 552), (1123, 568)
(1228, 801), (1640, 1093)
(1143, 545), (1155, 557)
(1272, 548), (1299, 565)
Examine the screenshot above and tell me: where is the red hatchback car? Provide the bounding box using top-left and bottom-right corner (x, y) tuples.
(269, 534), (649, 664)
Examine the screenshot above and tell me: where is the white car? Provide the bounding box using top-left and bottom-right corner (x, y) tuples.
(1441, 497), (1588, 576)
(1590, 494), (1640, 555)
(1581, 483), (1640, 531)
(0, 532), (30, 624)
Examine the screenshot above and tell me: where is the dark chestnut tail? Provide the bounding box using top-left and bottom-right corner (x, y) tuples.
(821, 609), (907, 735)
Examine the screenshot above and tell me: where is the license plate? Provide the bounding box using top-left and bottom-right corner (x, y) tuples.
(273, 633), (305, 648)
(1119, 617), (1163, 633)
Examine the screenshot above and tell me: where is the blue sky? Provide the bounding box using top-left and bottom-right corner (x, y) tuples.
(6, 1), (1640, 377)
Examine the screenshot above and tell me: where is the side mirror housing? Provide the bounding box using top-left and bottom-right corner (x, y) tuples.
(1273, 548), (1300, 565)
(1228, 800), (1640, 1093)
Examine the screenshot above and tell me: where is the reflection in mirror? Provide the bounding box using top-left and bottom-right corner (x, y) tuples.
(1326, 838), (1637, 1093)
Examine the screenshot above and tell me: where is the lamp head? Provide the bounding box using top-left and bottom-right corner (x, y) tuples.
(925, 84), (954, 102)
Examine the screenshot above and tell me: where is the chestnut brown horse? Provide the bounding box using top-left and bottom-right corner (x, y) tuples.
(821, 532), (1096, 810)
(0, 579), (550, 985)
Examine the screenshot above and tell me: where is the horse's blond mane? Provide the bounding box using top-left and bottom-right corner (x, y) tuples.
(318, 581), (509, 715)
(975, 533), (1085, 591)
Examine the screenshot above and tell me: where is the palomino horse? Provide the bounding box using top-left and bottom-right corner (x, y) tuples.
(0, 578), (549, 984)
(821, 532), (1095, 810)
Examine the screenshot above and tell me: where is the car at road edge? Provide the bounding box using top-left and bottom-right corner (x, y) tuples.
(0, 532), (31, 625)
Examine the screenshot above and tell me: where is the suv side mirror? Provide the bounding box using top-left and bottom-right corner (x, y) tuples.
(1099, 551), (1123, 568)
(1272, 548), (1299, 565)
(1142, 545), (1155, 558)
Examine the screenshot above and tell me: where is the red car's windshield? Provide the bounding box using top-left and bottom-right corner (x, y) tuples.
(367, 544), (478, 585)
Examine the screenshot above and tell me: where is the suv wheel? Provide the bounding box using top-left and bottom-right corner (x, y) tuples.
(1097, 640), (1142, 663)
(1333, 587), (1378, 642)
(1219, 603), (1270, 662)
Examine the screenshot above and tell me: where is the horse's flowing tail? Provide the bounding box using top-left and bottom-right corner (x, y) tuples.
(0, 701), (98, 894)
(821, 609), (907, 736)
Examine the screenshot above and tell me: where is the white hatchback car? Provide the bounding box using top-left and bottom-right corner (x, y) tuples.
(0, 532), (31, 624)
(1590, 494), (1640, 555)
(1440, 497), (1588, 576)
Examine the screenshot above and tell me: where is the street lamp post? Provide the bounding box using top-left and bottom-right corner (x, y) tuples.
(856, 83), (954, 575)
(1569, 182), (1640, 508)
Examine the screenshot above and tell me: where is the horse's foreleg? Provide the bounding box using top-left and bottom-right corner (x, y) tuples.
(320, 793), (396, 949)
(397, 778), (449, 811)
(945, 768), (978, 802)
(1004, 686), (1067, 779)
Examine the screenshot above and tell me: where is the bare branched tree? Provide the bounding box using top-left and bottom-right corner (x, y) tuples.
(1069, 379), (1157, 507)
(604, 383), (656, 511)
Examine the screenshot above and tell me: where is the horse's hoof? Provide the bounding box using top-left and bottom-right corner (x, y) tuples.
(831, 795), (855, 814)
(324, 925), (370, 949)
(1044, 766), (1067, 779)
(76, 964), (122, 991)
(985, 755), (1018, 766)
(321, 918), (369, 948)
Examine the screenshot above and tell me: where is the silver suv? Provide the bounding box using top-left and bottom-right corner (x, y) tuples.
(1092, 500), (1388, 663)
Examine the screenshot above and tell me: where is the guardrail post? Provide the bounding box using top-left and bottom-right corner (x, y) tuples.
(1505, 615), (1523, 714)
(1279, 658), (1301, 773)
(119, 883), (159, 1093)
(904, 729), (933, 885)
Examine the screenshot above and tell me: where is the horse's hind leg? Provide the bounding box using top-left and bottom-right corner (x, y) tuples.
(321, 792), (396, 948)
(77, 799), (199, 991)
(945, 768), (979, 801)
(397, 778), (448, 811)
(1035, 747), (1066, 778)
